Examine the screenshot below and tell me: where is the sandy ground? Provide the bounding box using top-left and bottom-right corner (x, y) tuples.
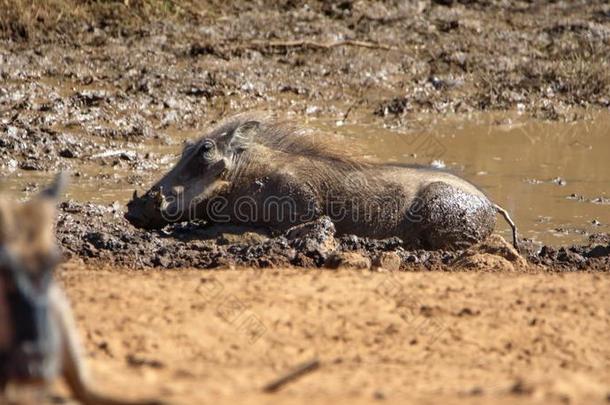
(53, 262), (610, 405)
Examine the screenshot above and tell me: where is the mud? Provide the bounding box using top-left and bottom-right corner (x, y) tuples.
(0, 1), (609, 270)
(53, 200), (609, 272)
(3, 1), (610, 121)
(1, 0), (609, 243)
(2, 1), (610, 161)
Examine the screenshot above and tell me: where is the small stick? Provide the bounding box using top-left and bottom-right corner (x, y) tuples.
(494, 204), (519, 251)
(248, 39), (399, 52)
(342, 99), (363, 123)
(262, 358), (321, 393)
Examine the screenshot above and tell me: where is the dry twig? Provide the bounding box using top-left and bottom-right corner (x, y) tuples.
(262, 358), (321, 393)
(248, 39), (399, 52)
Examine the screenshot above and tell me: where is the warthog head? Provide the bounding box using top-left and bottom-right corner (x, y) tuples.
(126, 117), (261, 229)
(0, 174), (65, 386)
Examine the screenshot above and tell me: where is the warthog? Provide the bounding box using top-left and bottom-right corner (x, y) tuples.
(0, 174), (160, 405)
(126, 114), (517, 250)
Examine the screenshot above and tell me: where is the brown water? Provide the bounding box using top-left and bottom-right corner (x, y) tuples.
(2, 111), (609, 246)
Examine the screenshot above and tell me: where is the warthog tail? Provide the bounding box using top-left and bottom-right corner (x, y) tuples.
(494, 204), (519, 251)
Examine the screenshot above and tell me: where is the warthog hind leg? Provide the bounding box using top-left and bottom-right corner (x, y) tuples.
(410, 181), (496, 250)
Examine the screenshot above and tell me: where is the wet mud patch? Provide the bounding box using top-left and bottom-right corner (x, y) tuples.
(56, 201), (610, 272)
(2, 0), (610, 127)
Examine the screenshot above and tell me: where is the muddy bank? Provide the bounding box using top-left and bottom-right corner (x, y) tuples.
(56, 201), (610, 272)
(2, 1), (610, 160)
(1, 0), (610, 270)
(2, 1), (610, 171)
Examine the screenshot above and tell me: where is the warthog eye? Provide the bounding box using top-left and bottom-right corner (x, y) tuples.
(200, 140), (216, 161)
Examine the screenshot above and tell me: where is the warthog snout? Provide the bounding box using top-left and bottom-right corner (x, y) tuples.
(125, 188), (177, 230)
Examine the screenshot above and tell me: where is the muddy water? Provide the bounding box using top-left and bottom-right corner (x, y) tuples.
(1, 112), (609, 246)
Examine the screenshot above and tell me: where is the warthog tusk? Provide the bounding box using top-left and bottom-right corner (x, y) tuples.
(153, 187), (169, 212)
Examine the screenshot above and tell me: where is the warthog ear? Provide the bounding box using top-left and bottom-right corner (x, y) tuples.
(40, 172), (68, 200)
(234, 120), (260, 137)
(223, 120), (260, 151)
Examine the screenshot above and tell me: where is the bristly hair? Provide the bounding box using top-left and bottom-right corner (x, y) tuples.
(203, 112), (367, 168)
